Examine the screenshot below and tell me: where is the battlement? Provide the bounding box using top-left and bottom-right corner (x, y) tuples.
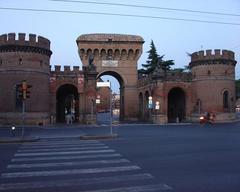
(0, 33), (50, 50)
(77, 33), (144, 43)
(191, 49), (235, 62)
(51, 65), (82, 73)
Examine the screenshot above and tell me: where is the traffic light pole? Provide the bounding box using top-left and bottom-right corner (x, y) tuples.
(21, 100), (25, 138)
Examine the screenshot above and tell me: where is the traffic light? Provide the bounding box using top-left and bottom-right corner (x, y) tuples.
(16, 84), (23, 99)
(22, 80), (27, 100)
(16, 80), (32, 100)
(26, 84), (32, 99)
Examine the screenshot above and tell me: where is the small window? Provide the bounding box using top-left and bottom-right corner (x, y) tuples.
(0, 59), (2, 66)
(207, 70), (211, 75)
(19, 58), (22, 65)
(40, 60), (43, 67)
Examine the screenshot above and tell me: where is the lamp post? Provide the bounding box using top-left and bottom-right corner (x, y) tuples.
(148, 96), (153, 122)
(109, 81), (112, 135)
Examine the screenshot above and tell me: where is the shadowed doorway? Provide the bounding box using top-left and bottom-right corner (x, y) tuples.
(168, 87), (186, 123)
(56, 84), (79, 123)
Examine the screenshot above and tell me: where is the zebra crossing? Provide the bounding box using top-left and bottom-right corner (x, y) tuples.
(0, 138), (172, 191)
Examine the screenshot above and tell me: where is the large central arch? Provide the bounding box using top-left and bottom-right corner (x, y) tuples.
(97, 70), (125, 120)
(168, 87), (186, 123)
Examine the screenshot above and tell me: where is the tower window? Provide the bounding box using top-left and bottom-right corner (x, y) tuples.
(223, 90), (229, 111)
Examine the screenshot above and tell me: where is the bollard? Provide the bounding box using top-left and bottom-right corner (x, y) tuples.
(11, 126), (16, 137)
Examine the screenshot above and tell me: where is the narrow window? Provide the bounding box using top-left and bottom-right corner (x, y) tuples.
(223, 90), (229, 110)
(19, 58), (22, 65)
(207, 70), (211, 76)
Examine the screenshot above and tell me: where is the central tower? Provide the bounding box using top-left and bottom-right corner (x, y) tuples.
(76, 33), (144, 121)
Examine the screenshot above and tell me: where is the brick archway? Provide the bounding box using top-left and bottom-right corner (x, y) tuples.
(167, 87), (186, 123)
(56, 84), (79, 123)
(98, 70), (125, 120)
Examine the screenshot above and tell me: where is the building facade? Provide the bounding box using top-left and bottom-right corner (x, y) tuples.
(0, 33), (237, 125)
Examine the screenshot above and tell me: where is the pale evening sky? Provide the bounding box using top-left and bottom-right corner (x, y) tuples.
(0, 0), (239, 93)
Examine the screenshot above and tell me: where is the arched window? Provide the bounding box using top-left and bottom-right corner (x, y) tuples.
(223, 90), (229, 110)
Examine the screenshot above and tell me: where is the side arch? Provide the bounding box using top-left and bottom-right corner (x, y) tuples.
(56, 84), (79, 123)
(167, 87), (186, 122)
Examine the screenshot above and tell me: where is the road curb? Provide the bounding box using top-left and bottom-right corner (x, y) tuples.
(0, 136), (40, 143)
(80, 134), (118, 140)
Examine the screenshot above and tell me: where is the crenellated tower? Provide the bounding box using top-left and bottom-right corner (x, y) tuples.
(0, 33), (52, 124)
(190, 49), (237, 121)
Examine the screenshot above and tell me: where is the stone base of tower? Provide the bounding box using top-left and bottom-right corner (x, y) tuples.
(190, 113), (236, 123)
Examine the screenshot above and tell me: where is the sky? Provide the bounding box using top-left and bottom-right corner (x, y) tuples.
(0, 0), (239, 93)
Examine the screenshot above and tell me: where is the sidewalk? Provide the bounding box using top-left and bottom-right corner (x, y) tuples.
(0, 127), (39, 143)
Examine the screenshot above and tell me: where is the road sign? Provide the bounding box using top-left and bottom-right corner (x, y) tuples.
(97, 82), (110, 88)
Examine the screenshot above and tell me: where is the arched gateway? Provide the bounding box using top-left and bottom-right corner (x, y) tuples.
(76, 34), (144, 122)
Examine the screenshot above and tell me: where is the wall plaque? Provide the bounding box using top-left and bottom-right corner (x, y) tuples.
(102, 60), (118, 67)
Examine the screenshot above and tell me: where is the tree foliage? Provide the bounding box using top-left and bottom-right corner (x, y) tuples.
(140, 40), (174, 74)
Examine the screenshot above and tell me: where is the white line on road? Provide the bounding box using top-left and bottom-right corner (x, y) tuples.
(80, 184), (173, 192)
(18, 146), (109, 153)
(7, 159), (130, 169)
(0, 173), (154, 191)
(11, 154), (122, 162)
(14, 149), (115, 157)
(19, 143), (104, 149)
(1, 165), (141, 178)
(21, 140), (99, 147)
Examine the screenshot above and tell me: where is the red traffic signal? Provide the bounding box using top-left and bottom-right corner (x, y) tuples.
(16, 81), (32, 100)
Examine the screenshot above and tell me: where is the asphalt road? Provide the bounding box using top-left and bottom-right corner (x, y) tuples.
(0, 122), (240, 192)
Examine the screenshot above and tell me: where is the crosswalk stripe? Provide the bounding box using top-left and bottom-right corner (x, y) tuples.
(18, 146), (109, 153)
(19, 143), (104, 149)
(7, 159), (130, 169)
(21, 140), (99, 146)
(81, 184), (173, 192)
(1, 165), (141, 178)
(11, 153), (122, 162)
(0, 173), (154, 191)
(14, 149), (115, 157)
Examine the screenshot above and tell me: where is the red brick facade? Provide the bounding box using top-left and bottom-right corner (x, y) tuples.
(0, 33), (237, 125)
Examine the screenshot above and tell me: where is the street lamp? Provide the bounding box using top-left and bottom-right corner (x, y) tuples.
(148, 96), (153, 122)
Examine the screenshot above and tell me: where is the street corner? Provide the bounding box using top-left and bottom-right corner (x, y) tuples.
(79, 133), (118, 140)
(0, 136), (40, 144)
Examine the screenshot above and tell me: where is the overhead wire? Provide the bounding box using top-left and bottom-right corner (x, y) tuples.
(49, 0), (240, 17)
(0, 7), (240, 26)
